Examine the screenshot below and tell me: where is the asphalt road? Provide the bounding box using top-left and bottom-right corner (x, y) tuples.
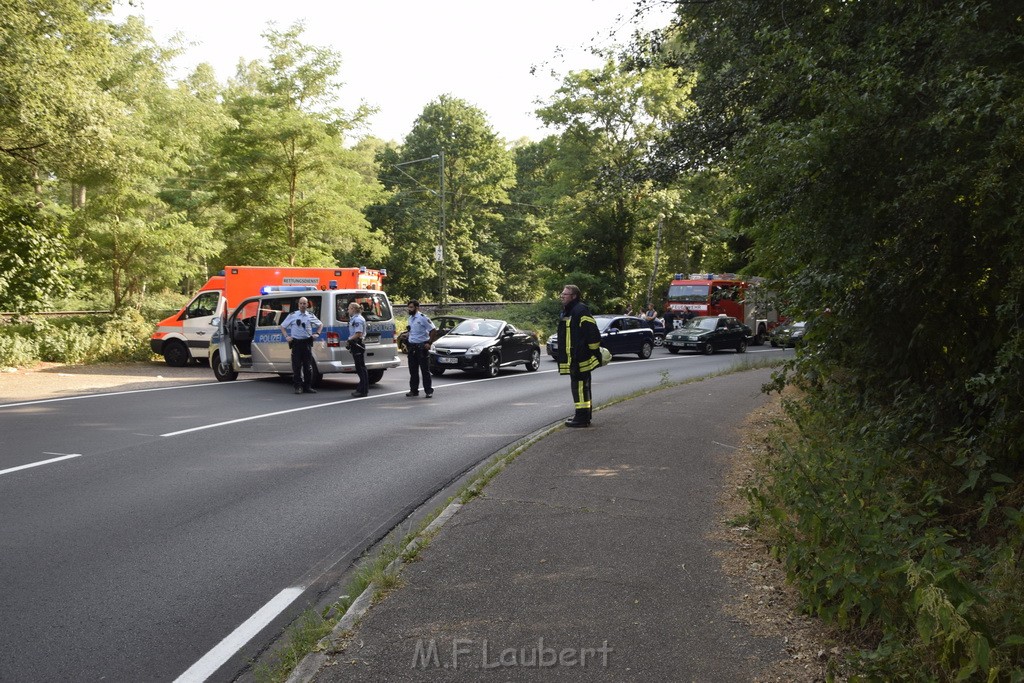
(0, 346), (791, 682)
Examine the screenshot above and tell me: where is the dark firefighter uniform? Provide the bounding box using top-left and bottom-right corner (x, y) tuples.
(555, 299), (602, 427)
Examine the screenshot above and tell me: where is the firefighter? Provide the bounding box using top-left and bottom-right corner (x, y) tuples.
(555, 284), (602, 428)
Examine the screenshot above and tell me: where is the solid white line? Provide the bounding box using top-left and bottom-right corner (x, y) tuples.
(0, 453), (82, 477)
(174, 587), (304, 683)
(160, 389), (411, 436)
(0, 380), (254, 410)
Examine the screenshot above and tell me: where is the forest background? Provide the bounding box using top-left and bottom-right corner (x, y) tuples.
(3, 1), (1023, 679)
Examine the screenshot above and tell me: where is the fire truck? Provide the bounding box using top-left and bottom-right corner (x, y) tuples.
(150, 266), (386, 366)
(662, 273), (781, 345)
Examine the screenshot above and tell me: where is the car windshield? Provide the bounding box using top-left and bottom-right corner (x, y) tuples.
(451, 319), (501, 337)
(683, 317), (720, 331)
(667, 284), (710, 303)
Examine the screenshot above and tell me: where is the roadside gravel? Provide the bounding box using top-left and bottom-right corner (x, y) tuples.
(0, 361), (214, 403)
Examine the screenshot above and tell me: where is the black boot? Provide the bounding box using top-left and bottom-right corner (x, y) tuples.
(564, 410), (591, 428)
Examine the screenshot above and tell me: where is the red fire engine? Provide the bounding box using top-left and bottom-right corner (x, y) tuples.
(662, 273), (782, 345)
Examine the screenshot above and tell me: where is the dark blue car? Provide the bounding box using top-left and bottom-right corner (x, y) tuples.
(546, 315), (655, 360)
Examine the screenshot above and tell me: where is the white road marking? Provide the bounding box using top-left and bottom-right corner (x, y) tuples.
(159, 371), (559, 437)
(0, 453), (82, 477)
(0, 380), (252, 410)
(173, 587), (303, 683)
(160, 388), (416, 436)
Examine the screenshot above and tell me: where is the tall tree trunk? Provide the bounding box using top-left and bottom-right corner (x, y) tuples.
(71, 184), (87, 209)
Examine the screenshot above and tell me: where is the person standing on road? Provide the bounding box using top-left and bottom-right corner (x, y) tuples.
(280, 297), (323, 395)
(347, 302), (369, 398)
(556, 284), (601, 427)
(405, 300), (436, 398)
(643, 303), (658, 329)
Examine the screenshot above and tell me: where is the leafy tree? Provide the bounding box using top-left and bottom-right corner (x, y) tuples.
(0, 195), (75, 311)
(215, 23), (383, 268)
(534, 55), (692, 310)
(657, 1), (1024, 676)
(372, 95), (515, 303)
(496, 138), (556, 301)
(71, 16), (224, 309)
(0, 0), (119, 308)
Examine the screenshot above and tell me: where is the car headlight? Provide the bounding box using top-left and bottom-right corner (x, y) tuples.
(465, 344), (488, 357)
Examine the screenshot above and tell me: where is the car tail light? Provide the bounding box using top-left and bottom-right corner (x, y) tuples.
(326, 332), (341, 347)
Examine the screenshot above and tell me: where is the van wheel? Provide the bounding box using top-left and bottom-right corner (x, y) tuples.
(163, 340), (190, 367)
(212, 352), (238, 382)
(310, 365), (323, 388)
(367, 369), (384, 385)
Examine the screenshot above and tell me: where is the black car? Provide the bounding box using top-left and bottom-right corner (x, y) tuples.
(664, 315), (750, 355)
(429, 319), (541, 377)
(546, 315), (655, 360)
(770, 321), (806, 347)
(397, 315), (467, 353)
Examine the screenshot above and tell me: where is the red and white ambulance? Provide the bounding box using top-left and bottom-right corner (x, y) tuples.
(150, 266), (386, 366)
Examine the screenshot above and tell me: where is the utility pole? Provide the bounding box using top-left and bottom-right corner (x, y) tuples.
(438, 149), (446, 310)
(647, 215), (664, 307)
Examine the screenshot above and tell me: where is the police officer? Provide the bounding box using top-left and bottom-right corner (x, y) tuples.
(405, 300), (436, 398)
(280, 297), (323, 394)
(347, 302), (369, 398)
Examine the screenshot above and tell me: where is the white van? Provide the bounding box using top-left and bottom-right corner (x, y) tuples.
(209, 289), (400, 385)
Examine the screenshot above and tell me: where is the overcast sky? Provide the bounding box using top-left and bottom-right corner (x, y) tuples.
(112, 0), (676, 143)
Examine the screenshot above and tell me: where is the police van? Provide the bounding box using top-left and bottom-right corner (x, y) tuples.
(209, 288), (400, 386)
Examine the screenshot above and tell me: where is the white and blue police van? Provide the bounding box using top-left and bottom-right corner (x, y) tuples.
(209, 286), (400, 386)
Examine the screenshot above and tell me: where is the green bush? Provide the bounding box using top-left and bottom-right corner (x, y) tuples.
(751, 386), (1024, 681)
(0, 311), (153, 367)
(94, 310), (153, 362)
(37, 320), (97, 363)
(0, 330), (39, 367)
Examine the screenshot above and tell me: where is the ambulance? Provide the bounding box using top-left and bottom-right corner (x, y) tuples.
(150, 266), (386, 366)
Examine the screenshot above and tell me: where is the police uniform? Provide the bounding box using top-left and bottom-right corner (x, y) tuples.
(349, 311), (368, 397)
(406, 311), (436, 397)
(280, 305), (322, 393)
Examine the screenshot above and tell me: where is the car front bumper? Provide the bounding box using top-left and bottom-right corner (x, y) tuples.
(430, 353), (488, 372)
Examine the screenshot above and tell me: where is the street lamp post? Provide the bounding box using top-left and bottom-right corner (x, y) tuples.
(394, 152), (446, 309)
